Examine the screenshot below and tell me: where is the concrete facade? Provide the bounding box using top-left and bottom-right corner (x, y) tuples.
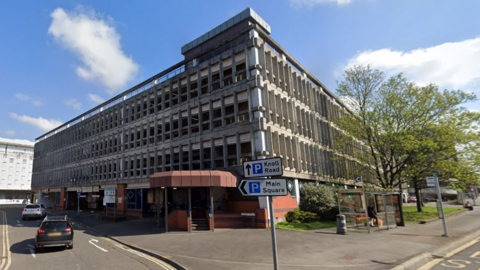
(0, 137), (34, 204)
(32, 8), (364, 223)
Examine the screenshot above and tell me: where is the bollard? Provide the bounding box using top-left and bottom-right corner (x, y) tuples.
(336, 214), (347, 235)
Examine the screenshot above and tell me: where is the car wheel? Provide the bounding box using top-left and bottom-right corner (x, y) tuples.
(68, 243), (73, 249)
(35, 247), (41, 253)
(22, 217), (25, 221)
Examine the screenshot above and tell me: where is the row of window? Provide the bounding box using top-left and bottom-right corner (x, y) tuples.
(35, 55), (248, 157)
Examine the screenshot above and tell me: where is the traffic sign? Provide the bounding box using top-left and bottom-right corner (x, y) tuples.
(238, 179), (287, 196)
(426, 177), (436, 187)
(243, 157), (283, 178)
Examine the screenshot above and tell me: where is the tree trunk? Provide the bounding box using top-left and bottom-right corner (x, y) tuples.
(413, 177), (423, 212)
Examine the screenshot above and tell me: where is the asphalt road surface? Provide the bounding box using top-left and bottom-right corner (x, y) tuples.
(419, 237), (480, 270)
(0, 206), (176, 270)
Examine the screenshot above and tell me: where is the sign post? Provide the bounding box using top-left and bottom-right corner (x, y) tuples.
(240, 159), (286, 270)
(427, 175), (449, 237)
(434, 174), (449, 237)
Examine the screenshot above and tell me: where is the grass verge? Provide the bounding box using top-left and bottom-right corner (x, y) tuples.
(276, 205), (465, 231)
(276, 221), (336, 231)
(402, 205), (464, 223)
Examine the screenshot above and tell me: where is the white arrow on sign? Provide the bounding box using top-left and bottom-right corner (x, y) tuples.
(89, 238), (108, 252)
(238, 179), (288, 196)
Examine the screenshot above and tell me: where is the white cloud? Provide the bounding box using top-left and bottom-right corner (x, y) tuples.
(48, 7), (139, 94)
(4, 130), (15, 136)
(343, 37), (480, 95)
(290, 0), (355, 8)
(64, 98), (82, 110)
(10, 113), (63, 132)
(15, 93), (43, 106)
(88, 93), (105, 104)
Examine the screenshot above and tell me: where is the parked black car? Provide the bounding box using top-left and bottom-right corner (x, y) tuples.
(35, 215), (74, 252)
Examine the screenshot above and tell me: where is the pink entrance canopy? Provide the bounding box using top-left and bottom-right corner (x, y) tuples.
(150, 170), (238, 188)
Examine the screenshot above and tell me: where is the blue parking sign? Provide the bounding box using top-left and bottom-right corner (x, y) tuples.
(249, 182), (261, 193)
(253, 163), (263, 174)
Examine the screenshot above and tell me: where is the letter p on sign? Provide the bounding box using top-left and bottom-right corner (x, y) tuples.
(249, 182), (261, 193)
(253, 163), (263, 174)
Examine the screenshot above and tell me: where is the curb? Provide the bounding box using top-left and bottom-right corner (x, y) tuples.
(391, 210), (480, 270)
(47, 211), (188, 270)
(419, 208), (468, 224)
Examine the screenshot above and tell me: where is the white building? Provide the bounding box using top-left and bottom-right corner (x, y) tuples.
(0, 137), (34, 204)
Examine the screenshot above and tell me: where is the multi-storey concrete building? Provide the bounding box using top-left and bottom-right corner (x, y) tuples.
(0, 137), (34, 204)
(32, 8), (362, 230)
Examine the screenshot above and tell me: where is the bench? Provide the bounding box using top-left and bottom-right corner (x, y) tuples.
(353, 216), (383, 226)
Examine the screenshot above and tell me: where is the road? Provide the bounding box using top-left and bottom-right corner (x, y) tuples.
(0, 206), (176, 270)
(419, 237), (480, 270)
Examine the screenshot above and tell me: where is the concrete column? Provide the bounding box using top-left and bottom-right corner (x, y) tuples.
(199, 140), (205, 170)
(207, 65), (212, 93)
(222, 135), (227, 168)
(221, 96), (226, 127)
(188, 141), (193, 170)
(161, 117), (166, 142)
(210, 138), (215, 169)
(219, 58), (224, 88)
(209, 100), (214, 130)
(186, 72), (191, 103)
(162, 147), (166, 170)
(161, 85), (166, 111)
(234, 92), (239, 124)
(231, 52), (237, 84)
(154, 86), (159, 114)
(179, 145), (183, 170)
(198, 102), (204, 134)
(154, 119), (158, 144)
(170, 146), (174, 171)
(187, 106), (192, 136)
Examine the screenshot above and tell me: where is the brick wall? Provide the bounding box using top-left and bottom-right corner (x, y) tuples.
(168, 210), (188, 231)
(272, 195), (298, 222)
(228, 201), (259, 213)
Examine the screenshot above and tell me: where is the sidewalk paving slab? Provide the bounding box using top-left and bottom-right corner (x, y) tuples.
(47, 207), (480, 270)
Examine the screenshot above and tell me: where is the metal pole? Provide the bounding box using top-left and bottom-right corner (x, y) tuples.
(114, 187), (117, 218)
(268, 196), (279, 270)
(435, 174), (449, 237)
(165, 188), (168, 233)
(77, 194), (80, 215)
(188, 187), (192, 233)
(210, 186), (214, 232)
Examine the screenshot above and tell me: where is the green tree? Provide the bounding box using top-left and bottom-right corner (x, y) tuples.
(300, 183), (338, 220)
(334, 65), (480, 212)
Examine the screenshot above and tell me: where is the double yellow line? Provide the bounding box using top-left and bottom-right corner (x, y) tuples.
(0, 211), (11, 270)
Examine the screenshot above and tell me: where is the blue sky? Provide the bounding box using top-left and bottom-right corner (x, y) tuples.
(1, 0), (479, 142)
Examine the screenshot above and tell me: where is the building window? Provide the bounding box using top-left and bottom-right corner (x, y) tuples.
(126, 189), (143, 210)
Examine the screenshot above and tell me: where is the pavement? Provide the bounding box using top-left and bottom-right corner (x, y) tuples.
(44, 203), (480, 270)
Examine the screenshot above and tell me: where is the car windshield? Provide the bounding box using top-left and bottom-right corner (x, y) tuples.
(42, 221), (68, 230)
(25, 205), (40, 209)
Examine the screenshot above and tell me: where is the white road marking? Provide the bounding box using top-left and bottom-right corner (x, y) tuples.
(89, 238), (108, 252)
(16, 220), (19, 224)
(0, 211), (12, 270)
(26, 244), (35, 258)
